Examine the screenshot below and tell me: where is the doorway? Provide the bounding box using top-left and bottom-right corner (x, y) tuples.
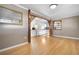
(28, 10), (53, 43)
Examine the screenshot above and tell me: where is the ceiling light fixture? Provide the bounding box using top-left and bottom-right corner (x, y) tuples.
(49, 4), (58, 9)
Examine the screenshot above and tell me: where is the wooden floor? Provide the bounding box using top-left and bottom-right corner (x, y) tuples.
(0, 36), (79, 55)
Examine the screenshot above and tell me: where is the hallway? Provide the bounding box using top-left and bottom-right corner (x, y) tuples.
(0, 36), (79, 55)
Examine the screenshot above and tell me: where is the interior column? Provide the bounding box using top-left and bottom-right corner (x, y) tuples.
(28, 9), (31, 43)
(48, 20), (53, 36)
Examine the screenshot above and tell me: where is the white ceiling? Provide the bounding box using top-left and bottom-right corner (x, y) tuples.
(20, 4), (79, 20)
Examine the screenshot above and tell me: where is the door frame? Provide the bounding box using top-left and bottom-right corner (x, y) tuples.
(28, 9), (53, 43)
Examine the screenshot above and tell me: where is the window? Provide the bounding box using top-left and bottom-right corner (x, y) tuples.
(0, 6), (22, 25)
(53, 20), (62, 30)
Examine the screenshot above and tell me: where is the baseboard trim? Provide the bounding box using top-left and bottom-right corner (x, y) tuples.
(0, 42), (28, 52)
(53, 35), (79, 40)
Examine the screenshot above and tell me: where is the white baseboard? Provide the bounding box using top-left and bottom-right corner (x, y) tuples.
(53, 35), (79, 40)
(0, 42), (28, 52)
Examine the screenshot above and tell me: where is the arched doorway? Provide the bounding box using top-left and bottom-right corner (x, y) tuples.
(28, 10), (53, 43)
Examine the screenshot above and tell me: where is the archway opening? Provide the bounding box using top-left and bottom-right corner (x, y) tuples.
(28, 10), (53, 43)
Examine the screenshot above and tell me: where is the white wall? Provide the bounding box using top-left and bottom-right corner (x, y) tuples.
(53, 16), (79, 38)
(0, 4), (28, 50)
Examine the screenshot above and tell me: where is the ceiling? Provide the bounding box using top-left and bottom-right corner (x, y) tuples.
(19, 4), (79, 20)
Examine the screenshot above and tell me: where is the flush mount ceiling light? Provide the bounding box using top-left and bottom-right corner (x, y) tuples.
(49, 4), (58, 9)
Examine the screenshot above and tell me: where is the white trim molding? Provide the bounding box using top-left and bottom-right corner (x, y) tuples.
(54, 35), (79, 40)
(14, 4), (28, 10)
(0, 42), (28, 52)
